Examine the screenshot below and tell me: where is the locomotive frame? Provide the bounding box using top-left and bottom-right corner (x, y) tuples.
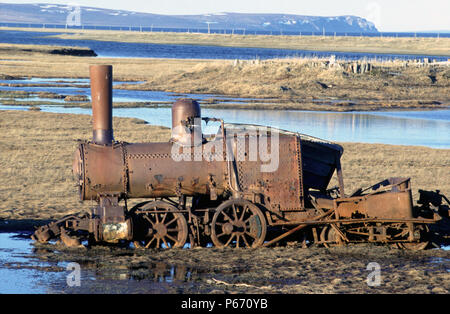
(32, 65), (450, 250)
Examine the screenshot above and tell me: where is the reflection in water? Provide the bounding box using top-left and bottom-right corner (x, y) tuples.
(0, 104), (448, 148)
(0, 232), (204, 293)
(0, 233), (63, 293)
(1, 77), (449, 148)
(96, 262), (195, 283)
(1, 78), (449, 149)
(202, 109), (450, 148)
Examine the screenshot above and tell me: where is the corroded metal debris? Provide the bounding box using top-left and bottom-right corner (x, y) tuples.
(33, 65), (450, 250)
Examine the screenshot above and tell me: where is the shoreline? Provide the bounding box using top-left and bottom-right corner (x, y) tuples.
(1, 100), (449, 113)
(2, 26), (450, 56)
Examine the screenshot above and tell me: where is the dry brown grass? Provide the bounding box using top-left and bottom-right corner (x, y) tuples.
(4, 27), (448, 56)
(0, 110), (170, 221)
(134, 58), (450, 108)
(332, 143), (450, 201)
(1, 45), (448, 111)
(0, 111), (448, 223)
(0, 43), (208, 81)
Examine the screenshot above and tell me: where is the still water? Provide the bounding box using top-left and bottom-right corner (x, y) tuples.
(1, 77), (449, 148)
(0, 29), (448, 61)
(1, 104), (448, 149)
(0, 232), (200, 293)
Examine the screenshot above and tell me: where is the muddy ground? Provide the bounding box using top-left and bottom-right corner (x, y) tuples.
(27, 240), (449, 294)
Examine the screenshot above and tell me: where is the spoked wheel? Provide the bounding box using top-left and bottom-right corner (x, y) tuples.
(396, 224), (430, 250)
(132, 200), (188, 249)
(320, 225), (344, 248)
(211, 199), (267, 248)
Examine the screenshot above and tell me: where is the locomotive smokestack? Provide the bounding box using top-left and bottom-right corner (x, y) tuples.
(90, 65), (114, 145)
(171, 98), (202, 146)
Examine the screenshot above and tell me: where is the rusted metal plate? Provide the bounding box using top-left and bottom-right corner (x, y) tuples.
(126, 143), (225, 198)
(234, 133), (304, 211)
(335, 178), (414, 219)
(82, 143), (125, 200)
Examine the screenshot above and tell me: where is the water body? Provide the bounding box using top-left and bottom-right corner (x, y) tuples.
(0, 232), (200, 293)
(0, 232), (448, 294)
(0, 233), (64, 293)
(1, 77), (449, 148)
(0, 30), (448, 61)
(1, 104), (448, 149)
(0, 77), (251, 103)
(2, 23), (449, 39)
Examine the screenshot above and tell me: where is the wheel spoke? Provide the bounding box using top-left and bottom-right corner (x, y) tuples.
(162, 237), (169, 249)
(165, 216), (178, 227)
(221, 211), (234, 223)
(224, 233), (236, 247)
(160, 213), (168, 224)
(242, 233), (251, 247)
(144, 215), (155, 225)
(240, 205), (248, 221)
(245, 230), (257, 239)
(166, 234), (177, 243)
(243, 214), (255, 225)
(145, 236), (156, 248)
(232, 204), (238, 221)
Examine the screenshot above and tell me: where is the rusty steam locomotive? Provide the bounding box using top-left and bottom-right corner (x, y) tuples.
(33, 65), (450, 250)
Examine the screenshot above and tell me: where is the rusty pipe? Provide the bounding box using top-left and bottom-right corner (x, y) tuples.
(90, 65), (114, 145)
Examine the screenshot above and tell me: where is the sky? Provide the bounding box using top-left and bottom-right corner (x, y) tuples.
(2, 0), (450, 32)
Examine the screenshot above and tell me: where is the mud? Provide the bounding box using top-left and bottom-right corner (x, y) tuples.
(3, 232), (446, 294)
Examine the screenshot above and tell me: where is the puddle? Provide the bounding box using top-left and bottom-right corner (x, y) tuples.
(0, 232), (226, 293)
(1, 231), (449, 293)
(0, 77), (259, 105)
(0, 232), (66, 293)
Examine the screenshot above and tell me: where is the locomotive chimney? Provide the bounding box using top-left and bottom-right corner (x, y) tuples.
(171, 98), (202, 146)
(90, 64), (114, 145)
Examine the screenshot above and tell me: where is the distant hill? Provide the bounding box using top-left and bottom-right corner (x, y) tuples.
(0, 3), (379, 33)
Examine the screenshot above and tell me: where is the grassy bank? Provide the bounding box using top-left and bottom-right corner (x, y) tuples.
(3, 27), (450, 56)
(0, 43), (96, 57)
(0, 111), (448, 225)
(0, 43), (449, 111)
